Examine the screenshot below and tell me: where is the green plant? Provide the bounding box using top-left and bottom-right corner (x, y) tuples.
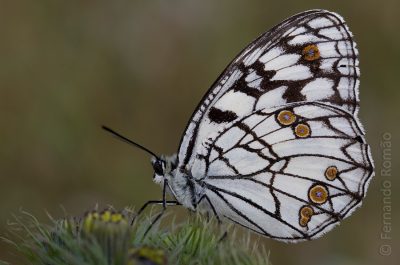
(1, 209), (270, 265)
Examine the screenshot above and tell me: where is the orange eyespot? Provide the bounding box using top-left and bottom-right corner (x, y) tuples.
(309, 185), (329, 204)
(300, 206), (314, 218)
(325, 166), (338, 181)
(294, 123), (310, 138)
(277, 110), (296, 125)
(299, 206), (314, 227)
(302, 44), (320, 61)
(299, 217), (310, 227)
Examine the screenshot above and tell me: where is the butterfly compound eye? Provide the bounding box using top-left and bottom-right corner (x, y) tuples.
(152, 159), (164, 175)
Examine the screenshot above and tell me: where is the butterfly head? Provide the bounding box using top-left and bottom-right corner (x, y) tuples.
(151, 157), (165, 184)
(151, 154), (178, 185)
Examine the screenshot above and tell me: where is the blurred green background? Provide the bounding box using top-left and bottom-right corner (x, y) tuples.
(1, 0), (399, 264)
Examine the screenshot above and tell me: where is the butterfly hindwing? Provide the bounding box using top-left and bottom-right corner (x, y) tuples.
(192, 102), (373, 241)
(178, 10), (360, 171)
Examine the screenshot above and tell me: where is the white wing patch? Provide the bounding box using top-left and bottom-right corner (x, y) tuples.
(192, 102), (373, 241)
(256, 86), (288, 109)
(300, 78), (335, 101)
(271, 65), (313, 81)
(213, 91), (255, 116)
(308, 17), (334, 28)
(264, 54), (301, 70)
(259, 46), (285, 64)
(287, 34), (328, 45)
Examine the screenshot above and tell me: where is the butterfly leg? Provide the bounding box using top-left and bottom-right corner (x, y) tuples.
(131, 180), (181, 225)
(197, 194), (222, 223)
(130, 200), (180, 225)
(135, 200), (180, 219)
(197, 194), (228, 242)
(139, 180), (181, 237)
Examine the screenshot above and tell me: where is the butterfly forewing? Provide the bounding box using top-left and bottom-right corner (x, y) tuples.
(165, 9), (373, 242)
(178, 10), (360, 171)
(192, 102), (373, 241)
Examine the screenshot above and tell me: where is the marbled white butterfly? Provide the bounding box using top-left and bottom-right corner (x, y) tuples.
(104, 9), (374, 242)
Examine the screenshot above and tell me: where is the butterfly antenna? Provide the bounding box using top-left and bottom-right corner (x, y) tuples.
(101, 125), (159, 159)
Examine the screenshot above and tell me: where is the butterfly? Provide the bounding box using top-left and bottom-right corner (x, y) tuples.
(104, 9), (374, 242)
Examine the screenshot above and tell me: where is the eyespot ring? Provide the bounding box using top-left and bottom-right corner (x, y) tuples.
(294, 123), (310, 138)
(308, 184), (329, 204)
(302, 44), (320, 61)
(277, 110), (296, 125)
(300, 205), (314, 218)
(325, 166), (338, 181)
